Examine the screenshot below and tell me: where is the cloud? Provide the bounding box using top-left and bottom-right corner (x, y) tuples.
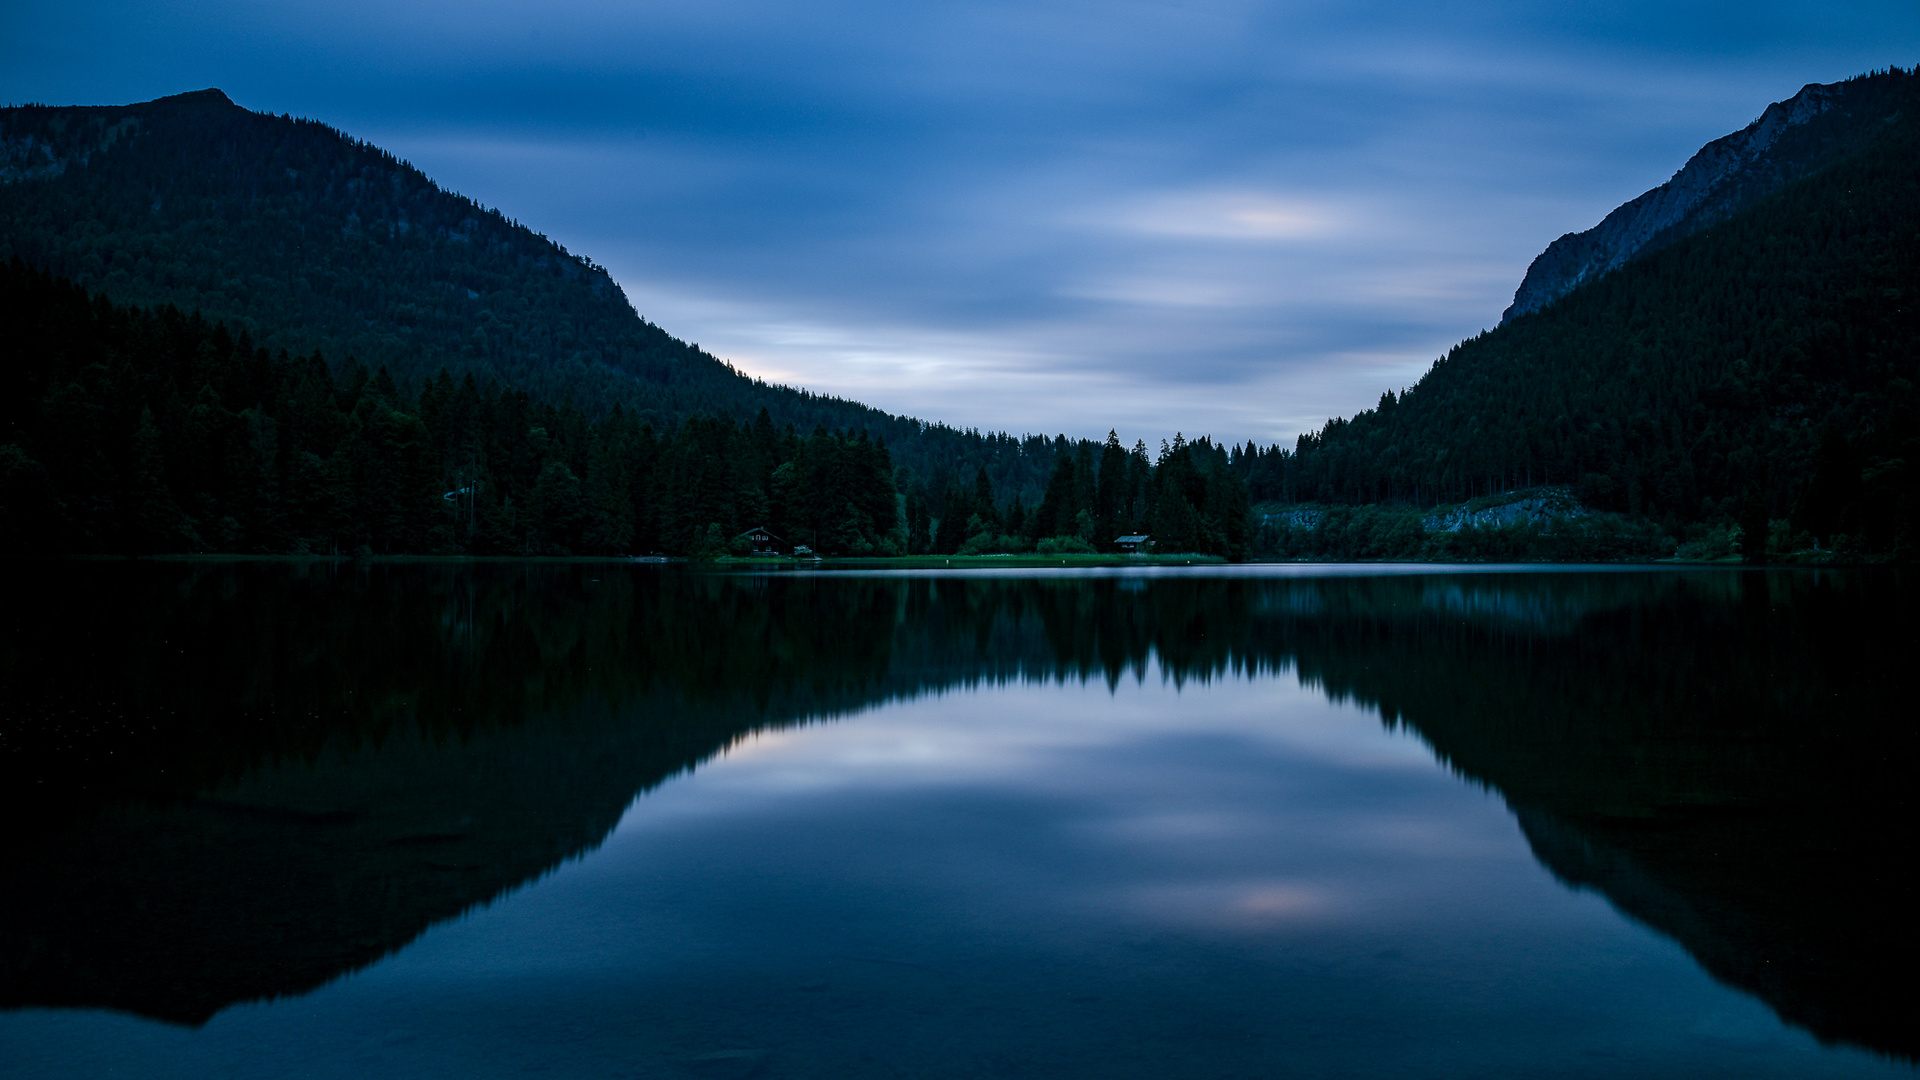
(1090, 189), (1355, 243)
(5, 0), (1919, 444)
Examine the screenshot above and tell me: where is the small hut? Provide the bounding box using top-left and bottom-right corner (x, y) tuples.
(736, 526), (786, 556)
(1115, 534), (1153, 553)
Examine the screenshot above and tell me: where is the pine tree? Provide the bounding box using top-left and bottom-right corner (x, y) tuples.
(126, 407), (194, 553)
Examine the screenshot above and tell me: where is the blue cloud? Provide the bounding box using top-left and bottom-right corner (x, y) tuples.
(5, 0), (1917, 444)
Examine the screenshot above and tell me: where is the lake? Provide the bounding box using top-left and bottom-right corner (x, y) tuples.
(0, 563), (1913, 1078)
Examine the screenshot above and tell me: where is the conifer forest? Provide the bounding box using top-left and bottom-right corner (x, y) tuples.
(0, 260), (1252, 557)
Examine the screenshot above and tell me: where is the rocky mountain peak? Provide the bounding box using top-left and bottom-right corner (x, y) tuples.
(1502, 68), (1917, 323)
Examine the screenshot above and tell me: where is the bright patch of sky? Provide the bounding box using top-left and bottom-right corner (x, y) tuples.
(4, 1), (1916, 444)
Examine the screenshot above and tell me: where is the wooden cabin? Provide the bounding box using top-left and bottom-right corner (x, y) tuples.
(736, 526), (786, 556)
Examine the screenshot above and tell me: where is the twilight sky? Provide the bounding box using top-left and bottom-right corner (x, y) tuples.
(4, 2), (1916, 445)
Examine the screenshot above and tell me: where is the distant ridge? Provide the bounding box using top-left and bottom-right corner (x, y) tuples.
(1503, 68), (1919, 322)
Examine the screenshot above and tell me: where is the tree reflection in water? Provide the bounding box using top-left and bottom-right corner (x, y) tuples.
(0, 563), (1911, 1059)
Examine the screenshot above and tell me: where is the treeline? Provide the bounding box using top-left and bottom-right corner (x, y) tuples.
(1224, 67), (1920, 558)
(0, 259), (1252, 557)
(910, 430), (1251, 558)
(1253, 503), (1673, 563)
(0, 257), (895, 555)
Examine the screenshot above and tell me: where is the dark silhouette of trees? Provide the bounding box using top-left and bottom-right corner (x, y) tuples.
(0, 259), (912, 556)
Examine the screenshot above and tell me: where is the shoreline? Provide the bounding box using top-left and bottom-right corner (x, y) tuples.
(16, 552), (1897, 568)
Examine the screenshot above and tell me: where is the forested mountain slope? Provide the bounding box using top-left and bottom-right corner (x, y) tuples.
(0, 90), (735, 412)
(1504, 69), (1919, 321)
(0, 89), (1040, 495)
(1241, 67), (1920, 557)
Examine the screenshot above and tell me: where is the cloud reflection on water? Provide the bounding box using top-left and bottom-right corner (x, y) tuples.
(607, 665), (1552, 949)
(668, 657), (1437, 806)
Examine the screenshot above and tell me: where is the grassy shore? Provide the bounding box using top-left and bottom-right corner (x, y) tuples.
(708, 553), (1230, 569)
(78, 552), (1230, 568)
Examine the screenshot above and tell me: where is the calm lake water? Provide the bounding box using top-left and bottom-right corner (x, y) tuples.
(1, 563), (1913, 1078)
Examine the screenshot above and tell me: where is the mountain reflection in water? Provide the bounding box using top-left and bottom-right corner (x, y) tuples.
(0, 563), (1912, 1068)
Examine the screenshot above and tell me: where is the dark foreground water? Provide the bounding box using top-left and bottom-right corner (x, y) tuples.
(0, 563), (1913, 1078)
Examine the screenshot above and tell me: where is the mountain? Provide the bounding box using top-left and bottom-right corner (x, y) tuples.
(1503, 70), (1919, 321)
(1241, 67), (1920, 558)
(0, 89), (1050, 498)
(0, 89), (728, 412)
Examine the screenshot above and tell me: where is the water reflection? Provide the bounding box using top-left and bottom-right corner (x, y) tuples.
(0, 563), (1913, 1070)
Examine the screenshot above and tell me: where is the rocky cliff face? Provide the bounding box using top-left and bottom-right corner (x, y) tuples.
(1503, 69), (1918, 322)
